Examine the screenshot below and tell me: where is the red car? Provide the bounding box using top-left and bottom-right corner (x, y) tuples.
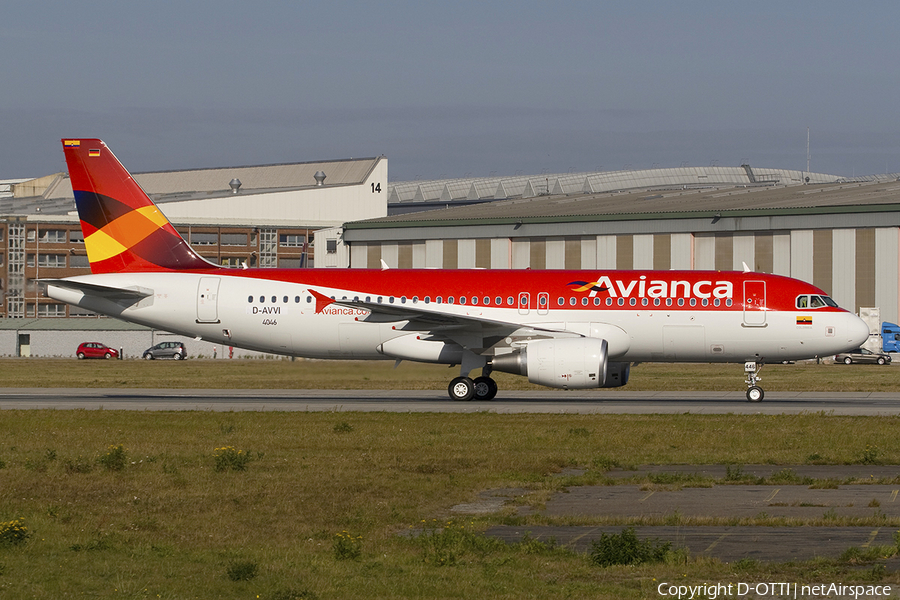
(76, 342), (119, 360)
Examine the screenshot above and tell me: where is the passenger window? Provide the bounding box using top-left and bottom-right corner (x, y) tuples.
(260, 296), (265, 303)
(248, 295), (253, 303)
(507, 296), (514, 305)
(495, 296), (502, 305)
(283, 296), (288, 303)
(271, 296), (276, 303)
(295, 296), (300, 303)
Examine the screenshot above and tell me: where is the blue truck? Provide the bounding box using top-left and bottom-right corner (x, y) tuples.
(882, 322), (900, 353)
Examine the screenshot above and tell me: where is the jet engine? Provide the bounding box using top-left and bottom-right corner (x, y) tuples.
(492, 337), (628, 389)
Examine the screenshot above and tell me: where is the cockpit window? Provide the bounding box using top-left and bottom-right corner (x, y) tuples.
(796, 294), (838, 309)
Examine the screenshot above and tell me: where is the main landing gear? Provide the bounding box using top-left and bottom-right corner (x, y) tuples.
(744, 361), (764, 402)
(448, 367), (498, 401)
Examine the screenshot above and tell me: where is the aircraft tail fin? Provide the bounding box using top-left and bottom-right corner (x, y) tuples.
(62, 138), (215, 274)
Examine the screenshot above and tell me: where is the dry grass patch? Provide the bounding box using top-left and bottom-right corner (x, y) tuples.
(1, 410), (900, 597)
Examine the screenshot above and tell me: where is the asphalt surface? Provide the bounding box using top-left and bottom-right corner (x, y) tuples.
(1, 388), (900, 415)
(455, 465), (900, 563)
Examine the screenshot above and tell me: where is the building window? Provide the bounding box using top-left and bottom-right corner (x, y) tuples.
(38, 303), (67, 317)
(280, 234), (307, 247)
(190, 232), (218, 245)
(278, 258), (304, 268)
(37, 254), (67, 268)
(221, 233), (247, 246)
(70, 255), (90, 268)
(40, 230), (67, 243)
(69, 230), (85, 243)
(220, 257), (244, 267)
(326, 239), (338, 254)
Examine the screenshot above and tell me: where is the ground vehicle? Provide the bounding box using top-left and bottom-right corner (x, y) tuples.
(76, 342), (119, 360)
(881, 322), (900, 353)
(835, 348), (892, 365)
(142, 341), (187, 360)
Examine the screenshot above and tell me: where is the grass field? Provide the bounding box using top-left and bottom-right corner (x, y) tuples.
(0, 359), (899, 598)
(0, 357), (896, 392)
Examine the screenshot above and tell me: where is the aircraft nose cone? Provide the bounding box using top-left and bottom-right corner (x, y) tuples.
(846, 314), (870, 348)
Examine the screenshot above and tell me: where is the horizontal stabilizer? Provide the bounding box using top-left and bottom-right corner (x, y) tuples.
(39, 279), (153, 301)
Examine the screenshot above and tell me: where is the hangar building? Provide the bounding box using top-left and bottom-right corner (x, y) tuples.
(338, 166), (900, 325)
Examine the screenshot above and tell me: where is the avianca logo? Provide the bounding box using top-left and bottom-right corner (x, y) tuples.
(568, 275), (734, 299)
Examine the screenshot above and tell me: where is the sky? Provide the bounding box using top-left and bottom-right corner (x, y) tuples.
(3, 1), (900, 181)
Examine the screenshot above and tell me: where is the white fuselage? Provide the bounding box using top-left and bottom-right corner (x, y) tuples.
(47, 272), (869, 365)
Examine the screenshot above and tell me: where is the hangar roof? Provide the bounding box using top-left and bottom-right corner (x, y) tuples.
(348, 177), (900, 230)
(4, 157), (382, 216)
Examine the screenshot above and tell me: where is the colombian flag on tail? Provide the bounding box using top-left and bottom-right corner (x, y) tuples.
(62, 139), (215, 274)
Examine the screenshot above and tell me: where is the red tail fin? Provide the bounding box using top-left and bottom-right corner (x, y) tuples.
(62, 138), (215, 273)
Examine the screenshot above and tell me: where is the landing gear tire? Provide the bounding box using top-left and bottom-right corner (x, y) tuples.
(473, 376), (498, 401)
(746, 386), (764, 402)
(448, 376), (475, 401)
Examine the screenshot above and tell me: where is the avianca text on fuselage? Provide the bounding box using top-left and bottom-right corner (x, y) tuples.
(569, 275), (733, 300)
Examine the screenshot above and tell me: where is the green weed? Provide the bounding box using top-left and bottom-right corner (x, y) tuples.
(97, 444), (127, 471)
(0, 518), (30, 547)
(213, 446), (252, 472)
(225, 560), (258, 581)
(589, 527), (672, 567)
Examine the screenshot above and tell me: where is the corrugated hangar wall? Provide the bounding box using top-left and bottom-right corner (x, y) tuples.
(348, 227), (900, 325)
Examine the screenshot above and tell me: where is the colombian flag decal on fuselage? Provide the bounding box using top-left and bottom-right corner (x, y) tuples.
(797, 316), (813, 326)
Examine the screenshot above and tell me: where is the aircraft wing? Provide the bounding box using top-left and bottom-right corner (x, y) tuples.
(39, 279), (153, 301)
(309, 288), (579, 351)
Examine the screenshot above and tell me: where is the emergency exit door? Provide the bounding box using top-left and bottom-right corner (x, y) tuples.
(197, 277), (221, 323)
(742, 280), (766, 326)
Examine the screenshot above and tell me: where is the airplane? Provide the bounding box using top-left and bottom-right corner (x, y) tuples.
(44, 138), (870, 402)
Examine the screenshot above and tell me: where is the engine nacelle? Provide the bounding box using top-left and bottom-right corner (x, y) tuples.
(493, 338), (610, 389)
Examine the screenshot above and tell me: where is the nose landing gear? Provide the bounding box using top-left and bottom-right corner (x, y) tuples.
(744, 361), (764, 402)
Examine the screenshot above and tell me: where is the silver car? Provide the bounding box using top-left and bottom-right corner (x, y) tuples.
(142, 341), (187, 360)
(835, 348), (891, 365)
